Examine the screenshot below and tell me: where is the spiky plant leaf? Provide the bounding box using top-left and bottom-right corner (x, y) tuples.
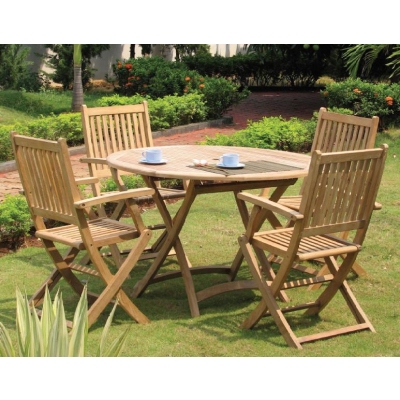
(47, 292), (69, 356)
(15, 288), (31, 356)
(0, 321), (15, 357)
(97, 300), (129, 357)
(40, 287), (56, 355)
(68, 286), (88, 357)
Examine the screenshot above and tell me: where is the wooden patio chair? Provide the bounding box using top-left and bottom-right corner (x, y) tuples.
(80, 102), (186, 260)
(270, 107), (381, 279)
(80, 102), (186, 215)
(11, 132), (155, 328)
(237, 145), (388, 349)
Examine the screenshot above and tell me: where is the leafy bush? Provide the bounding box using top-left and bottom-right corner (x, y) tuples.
(112, 56), (192, 97)
(0, 45), (47, 91)
(0, 126), (14, 161)
(0, 286), (129, 357)
(201, 77), (250, 119)
(22, 113), (83, 145)
(110, 57), (250, 119)
(322, 78), (400, 129)
(98, 93), (207, 130)
(0, 194), (31, 241)
(204, 116), (316, 153)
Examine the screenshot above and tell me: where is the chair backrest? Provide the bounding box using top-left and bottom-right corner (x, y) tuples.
(81, 102), (153, 178)
(299, 145), (388, 244)
(312, 107), (379, 153)
(298, 107), (379, 196)
(11, 132), (84, 228)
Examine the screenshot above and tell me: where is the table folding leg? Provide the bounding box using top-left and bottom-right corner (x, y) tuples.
(131, 177), (297, 317)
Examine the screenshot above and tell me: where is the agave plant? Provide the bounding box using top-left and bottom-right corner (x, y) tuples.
(0, 286), (130, 357)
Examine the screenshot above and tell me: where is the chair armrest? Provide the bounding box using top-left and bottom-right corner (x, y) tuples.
(237, 192), (303, 221)
(75, 177), (99, 185)
(74, 188), (155, 209)
(80, 157), (108, 166)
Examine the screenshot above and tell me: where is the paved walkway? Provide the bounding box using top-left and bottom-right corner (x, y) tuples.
(0, 90), (323, 202)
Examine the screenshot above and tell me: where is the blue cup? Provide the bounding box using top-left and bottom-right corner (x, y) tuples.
(220, 153), (239, 167)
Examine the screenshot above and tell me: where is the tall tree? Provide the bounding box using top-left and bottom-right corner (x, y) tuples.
(44, 44), (110, 90)
(72, 44), (83, 112)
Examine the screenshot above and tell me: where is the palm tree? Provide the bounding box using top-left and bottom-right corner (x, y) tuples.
(72, 44), (83, 112)
(343, 44), (400, 81)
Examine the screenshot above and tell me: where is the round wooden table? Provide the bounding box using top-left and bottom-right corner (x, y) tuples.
(107, 145), (311, 317)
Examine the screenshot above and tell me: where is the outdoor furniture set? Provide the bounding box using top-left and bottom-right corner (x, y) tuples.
(10, 102), (387, 349)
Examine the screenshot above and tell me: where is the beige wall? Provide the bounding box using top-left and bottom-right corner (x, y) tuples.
(25, 44), (247, 80)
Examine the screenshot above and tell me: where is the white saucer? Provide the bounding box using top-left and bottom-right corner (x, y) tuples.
(216, 162), (245, 169)
(139, 158), (167, 165)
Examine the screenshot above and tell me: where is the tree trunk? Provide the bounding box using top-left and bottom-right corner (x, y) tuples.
(72, 66), (83, 112)
(130, 44), (136, 59)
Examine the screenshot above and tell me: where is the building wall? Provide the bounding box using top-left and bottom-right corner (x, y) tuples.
(25, 44), (247, 80)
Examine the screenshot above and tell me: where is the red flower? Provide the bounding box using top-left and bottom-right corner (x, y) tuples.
(386, 96), (394, 106)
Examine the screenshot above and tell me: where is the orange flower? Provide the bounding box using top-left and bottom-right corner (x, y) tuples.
(386, 96), (393, 101)
(142, 84), (148, 88)
(353, 88), (362, 94)
(199, 77), (204, 82)
(185, 76), (191, 81)
(183, 88), (188, 93)
(323, 91), (328, 96)
(136, 77), (140, 80)
(125, 63), (132, 70)
(199, 84), (205, 89)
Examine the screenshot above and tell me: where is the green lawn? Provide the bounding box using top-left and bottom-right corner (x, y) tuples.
(0, 132), (399, 359)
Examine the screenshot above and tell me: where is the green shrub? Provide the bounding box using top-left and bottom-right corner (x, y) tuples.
(0, 126), (15, 161)
(201, 77), (250, 119)
(98, 93), (207, 131)
(96, 93), (147, 107)
(113, 56), (192, 98)
(101, 174), (146, 192)
(322, 78), (400, 129)
(23, 113), (83, 145)
(204, 116), (316, 153)
(110, 57), (250, 119)
(0, 194), (31, 241)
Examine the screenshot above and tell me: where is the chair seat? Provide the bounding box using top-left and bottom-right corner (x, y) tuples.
(253, 229), (360, 261)
(36, 218), (140, 249)
(277, 195), (302, 210)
